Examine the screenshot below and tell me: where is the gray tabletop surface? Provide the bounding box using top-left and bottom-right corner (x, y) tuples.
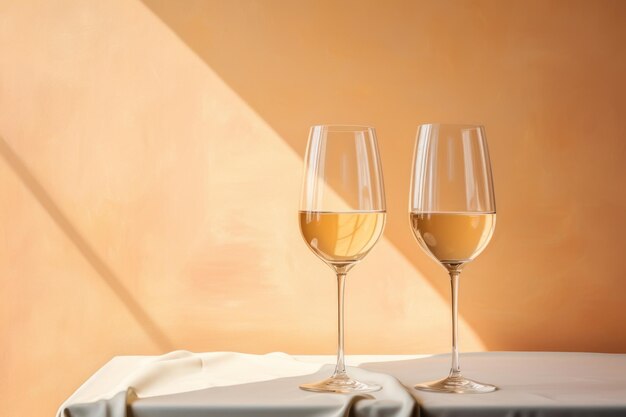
(60, 352), (626, 417)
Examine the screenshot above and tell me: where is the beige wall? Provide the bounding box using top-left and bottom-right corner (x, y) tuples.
(1, 0), (625, 415)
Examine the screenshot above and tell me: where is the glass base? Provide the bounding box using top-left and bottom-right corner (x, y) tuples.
(300, 374), (381, 394)
(415, 374), (497, 394)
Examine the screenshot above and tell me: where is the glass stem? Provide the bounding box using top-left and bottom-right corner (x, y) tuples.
(333, 272), (347, 377)
(449, 270), (461, 378)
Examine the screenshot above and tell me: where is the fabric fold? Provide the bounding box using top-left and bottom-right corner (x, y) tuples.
(58, 351), (415, 417)
(62, 390), (131, 417)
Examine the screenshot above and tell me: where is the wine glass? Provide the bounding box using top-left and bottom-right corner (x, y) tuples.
(299, 125), (386, 393)
(409, 123), (497, 394)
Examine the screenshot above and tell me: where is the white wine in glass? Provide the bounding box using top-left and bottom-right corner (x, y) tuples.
(410, 123), (497, 394)
(299, 125), (386, 394)
(300, 211), (385, 266)
(410, 213), (495, 264)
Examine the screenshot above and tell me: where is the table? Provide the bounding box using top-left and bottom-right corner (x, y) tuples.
(59, 352), (626, 417)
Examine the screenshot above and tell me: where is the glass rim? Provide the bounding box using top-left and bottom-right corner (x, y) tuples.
(311, 124), (375, 132)
(417, 122), (485, 130)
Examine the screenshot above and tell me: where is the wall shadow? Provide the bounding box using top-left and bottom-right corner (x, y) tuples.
(0, 136), (174, 351)
(139, 0), (626, 352)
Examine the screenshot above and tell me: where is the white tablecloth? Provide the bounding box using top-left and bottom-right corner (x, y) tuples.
(58, 352), (626, 417)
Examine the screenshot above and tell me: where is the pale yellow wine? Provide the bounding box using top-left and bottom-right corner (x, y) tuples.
(300, 211), (385, 266)
(410, 212), (495, 265)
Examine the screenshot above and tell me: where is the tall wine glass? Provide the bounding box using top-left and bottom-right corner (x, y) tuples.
(299, 125), (386, 393)
(409, 123), (497, 394)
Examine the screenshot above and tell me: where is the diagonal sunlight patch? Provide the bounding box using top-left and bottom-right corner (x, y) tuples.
(127, 0), (485, 352)
(0, 0), (484, 354)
